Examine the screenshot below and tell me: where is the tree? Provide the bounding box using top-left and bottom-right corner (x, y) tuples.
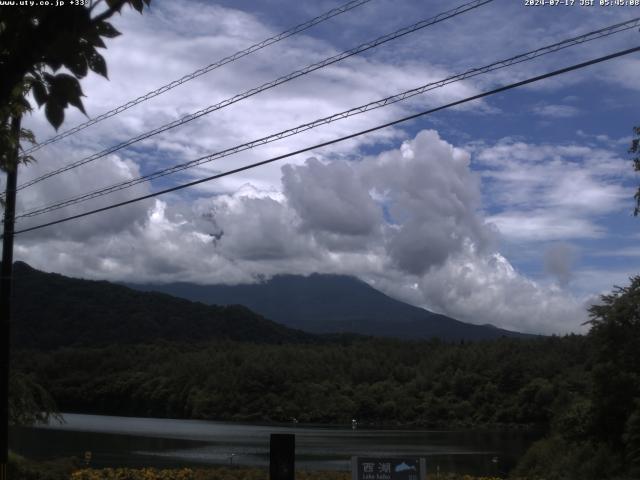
(630, 126), (640, 216)
(8, 372), (60, 427)
(624, 402), (640, 477)
(587, 276), (640, 470)
(0, 0), (152, 471)
(0, 0), (151, 133)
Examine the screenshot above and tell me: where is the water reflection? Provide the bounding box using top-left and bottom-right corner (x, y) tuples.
(10, 413), (538, 475)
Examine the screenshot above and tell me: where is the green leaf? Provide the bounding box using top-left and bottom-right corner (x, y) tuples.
(87, 32), (106, 49)
(49, 74), (86, 116)
(16, 95), (31, 112)
(67, 94), (86, 116)
(65, 49), (89, 79)
(18, 154), (35, 165)
(31, 79), (47, 107)
(45, 101), (64, 130)
(105, 0), (125, 9)
(88, 51), (107, 78)
(129, 0), (144, 12)
(50, 73), (83, 98)
(96, 21), (121, 39)
(19, 128), (36, 146)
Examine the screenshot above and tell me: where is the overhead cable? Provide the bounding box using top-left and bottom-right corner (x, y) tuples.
(21, 0), (374, 155)
(15, 17), (640, 220)
(10, 46), (639, 237)
(13, 0), (493, 194)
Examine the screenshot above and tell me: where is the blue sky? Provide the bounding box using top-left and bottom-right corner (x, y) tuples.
(10, 0), (640, 333)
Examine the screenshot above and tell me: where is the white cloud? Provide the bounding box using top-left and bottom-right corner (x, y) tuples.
(486, 211), (604, 241)
(9, 1), (639, 337)
(533, 104), (580, 118)
(416, 245), (587, 334)
(473, 139), (633, 242)
(592, 246), (640, 258)
(282, 157), (381, 237)
(14, 144), (153, 242)
(15, 129), (591, 334)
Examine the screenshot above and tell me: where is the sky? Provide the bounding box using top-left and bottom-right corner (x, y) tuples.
(9, 0), (640, 334)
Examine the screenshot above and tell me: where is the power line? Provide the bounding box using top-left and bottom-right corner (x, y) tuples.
(14, 17), (640, 220)
(21, 0), (374, 156)
(10, 46), (639, 237)
(12, 0), (493, 194)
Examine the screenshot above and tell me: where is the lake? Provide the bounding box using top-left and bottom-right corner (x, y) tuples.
(10, 413), (539, 476)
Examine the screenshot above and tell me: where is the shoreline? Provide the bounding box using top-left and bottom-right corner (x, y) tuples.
(42, 411), (543, 433)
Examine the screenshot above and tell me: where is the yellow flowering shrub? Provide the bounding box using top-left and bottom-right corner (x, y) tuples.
(70, 468), (504, 480)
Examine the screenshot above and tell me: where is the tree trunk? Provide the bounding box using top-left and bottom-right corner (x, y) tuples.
(1, 115), (21, 474)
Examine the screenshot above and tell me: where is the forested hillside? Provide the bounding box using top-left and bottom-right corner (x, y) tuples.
(13, 336), (589, 428)
(9, 262), (316, 348)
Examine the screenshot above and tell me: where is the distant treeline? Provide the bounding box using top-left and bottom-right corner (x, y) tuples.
(13, 336), (589, 428)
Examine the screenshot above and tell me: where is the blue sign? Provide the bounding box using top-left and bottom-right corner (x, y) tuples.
(352, 457), (426, 480)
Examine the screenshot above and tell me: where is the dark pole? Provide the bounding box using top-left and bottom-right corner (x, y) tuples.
(270, 433), (295, 480)
(1, 115), (21, 477)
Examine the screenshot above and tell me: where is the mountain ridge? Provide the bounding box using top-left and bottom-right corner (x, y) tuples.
(127, 272), (533, 341)
(9, 261), (319, 349)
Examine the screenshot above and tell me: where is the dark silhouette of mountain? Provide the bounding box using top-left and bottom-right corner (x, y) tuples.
(128, 274), (532, 341)
(9, 262), (317, 349)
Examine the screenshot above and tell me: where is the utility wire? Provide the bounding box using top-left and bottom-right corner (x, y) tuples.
(21, 0), (374, 156)
(14, 17), (640, 220)
(9, 46), (639, 237)
(13, 0), (493, 194)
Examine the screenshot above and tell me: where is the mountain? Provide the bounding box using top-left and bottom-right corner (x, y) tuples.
(9, 262), (317, 349)
(128, 273), (532, 341)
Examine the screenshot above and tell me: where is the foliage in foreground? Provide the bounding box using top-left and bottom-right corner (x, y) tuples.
(9, 456), (505, 480)
(9, 371), (61, 426)
(514, 276), (640, 480)
(8, 452), (77, 480)
(70, 468), (503, 480)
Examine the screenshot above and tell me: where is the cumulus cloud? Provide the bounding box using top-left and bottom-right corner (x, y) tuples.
(12, 0), (638, 336)
(416, 244), (586, 334)
(15, 145), (153, 242)
(361, 131), (494, 274)
(282, 157), (380, 237)
(14, 129), (592, 334)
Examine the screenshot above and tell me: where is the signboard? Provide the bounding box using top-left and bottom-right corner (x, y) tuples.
(351, 457), (426, 480)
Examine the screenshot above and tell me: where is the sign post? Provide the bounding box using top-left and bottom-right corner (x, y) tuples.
(270, 433), (295, 480)
(352, 456), (426, 480)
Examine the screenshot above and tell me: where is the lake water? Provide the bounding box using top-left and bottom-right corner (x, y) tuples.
(10, 413), (539, 476)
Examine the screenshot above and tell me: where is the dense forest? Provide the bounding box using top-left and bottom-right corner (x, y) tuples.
(9, 262), (318, 349)
(10, 273), (640, 479)
(13, 336), (589, 428)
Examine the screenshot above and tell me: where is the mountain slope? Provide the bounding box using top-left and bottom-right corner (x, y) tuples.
(128, 274), (531, 341)
(9, 262), (316, 349)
